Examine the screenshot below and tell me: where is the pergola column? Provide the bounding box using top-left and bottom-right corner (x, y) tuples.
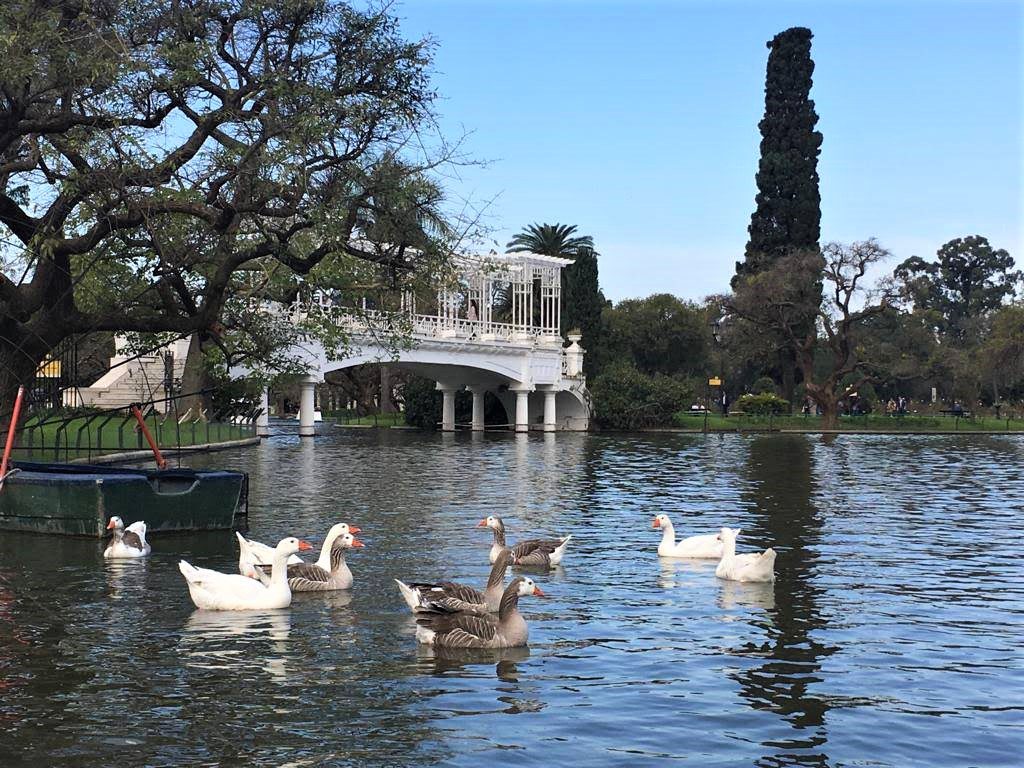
(467, 386), (486, 431)
(436, 383), (459, 431)
(256, 387), (270, 437)
(298, 375), (318, 437)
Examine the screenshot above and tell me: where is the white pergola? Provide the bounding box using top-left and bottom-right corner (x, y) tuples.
(432, 253), (573, 341)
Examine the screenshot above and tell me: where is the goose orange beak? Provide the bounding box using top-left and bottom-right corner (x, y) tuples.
(349, 525), (361, 534)
(350, 538), (365, 548)
(532, 586), (546, 597)
(298, 540), (313, 551)
(652, 518), (661, 528)
(106, 519), (116, 530)
(476, 519), (487, 527)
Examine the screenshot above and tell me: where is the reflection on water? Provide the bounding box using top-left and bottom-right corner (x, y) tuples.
(1, 430), (1022, 767)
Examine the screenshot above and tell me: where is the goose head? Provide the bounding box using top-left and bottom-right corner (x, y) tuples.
(477, 515), (503, 532)
(324, 522), (361, 546)
(513, 576), (545, 598)
(652, 513), (673, 529)
(334, 532), (365, 549)
(716, 526), (741, 544)
(106, 516), (125, 532)
(275, 537), (313, 558)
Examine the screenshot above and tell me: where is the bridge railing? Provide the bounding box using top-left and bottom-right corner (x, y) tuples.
(325, 307), (564, 347)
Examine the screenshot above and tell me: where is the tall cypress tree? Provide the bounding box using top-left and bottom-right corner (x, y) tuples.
(561, 247), (606, 376)
(734, 27), (822, 281)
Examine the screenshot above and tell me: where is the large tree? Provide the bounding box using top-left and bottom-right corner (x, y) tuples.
(732, 26), (823, 405)
(893, 235), (1020, 342)
(731, 239), (909, 429)
(736, 27), (823, 276)
(0, 0), (456, 421)
(602, 293), (709, 378)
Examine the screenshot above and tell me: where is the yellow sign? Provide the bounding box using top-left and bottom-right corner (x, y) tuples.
(38, 359), (61, 378)
(708, 377), (722, 387)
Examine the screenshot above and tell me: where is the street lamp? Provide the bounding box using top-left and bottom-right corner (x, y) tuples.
(707, 315), (726, 421)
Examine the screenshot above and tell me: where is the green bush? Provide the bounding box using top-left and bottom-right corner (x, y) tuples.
(591, 363), (694, 429)
(750, 376), (777, 395)
(735, 392), (790, 415)
(400, 375), (443, 430)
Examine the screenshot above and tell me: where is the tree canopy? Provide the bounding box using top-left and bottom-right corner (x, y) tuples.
(0, 0), (459, 411)
(735, 26), (822, 281)
(894, 235), (1021, 342)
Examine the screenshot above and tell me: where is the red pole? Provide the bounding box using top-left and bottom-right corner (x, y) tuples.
(0, 385), (26, 488)
(131, 404), (168, 469)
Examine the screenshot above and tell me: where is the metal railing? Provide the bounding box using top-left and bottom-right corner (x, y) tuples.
(11, 397), (261, 464)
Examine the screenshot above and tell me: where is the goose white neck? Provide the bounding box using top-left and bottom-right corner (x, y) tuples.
(269, 551), (293, 587)
(659, 520), (676, 546)
(720, 536), (737, 562)
(316, 533), (342, 570)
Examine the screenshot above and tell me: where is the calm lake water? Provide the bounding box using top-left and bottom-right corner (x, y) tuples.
(1, 429), (1023, 767)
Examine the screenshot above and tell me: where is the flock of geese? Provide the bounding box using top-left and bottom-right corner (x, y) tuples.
(103, 512), (776, 649)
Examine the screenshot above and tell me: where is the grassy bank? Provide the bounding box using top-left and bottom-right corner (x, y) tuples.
(674, 411), (1024, 432)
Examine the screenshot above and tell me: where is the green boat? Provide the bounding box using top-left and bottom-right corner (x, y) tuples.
(0, 461), (249, 537)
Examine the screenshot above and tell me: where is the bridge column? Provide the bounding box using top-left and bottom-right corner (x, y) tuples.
(256, 387), (270, 437)
(467, 386), (486, 431)
(510, 384), (533, 433)
(542, 387), (557, 432)
(299, 375), (317, 437)
(436, 383), (458, 431)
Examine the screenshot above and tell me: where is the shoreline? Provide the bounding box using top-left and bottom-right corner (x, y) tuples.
(66, 437), (262, 465)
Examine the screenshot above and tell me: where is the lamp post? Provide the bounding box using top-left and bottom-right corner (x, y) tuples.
(708, 315), (726, 424)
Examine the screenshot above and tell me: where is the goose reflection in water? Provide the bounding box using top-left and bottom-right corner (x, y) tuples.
(416, 644), (532, 682)
(717, 579), (776, 611)
(657, 555), (716, 589)
(180, 609), (292, 680)
(103, 556), (149, 599)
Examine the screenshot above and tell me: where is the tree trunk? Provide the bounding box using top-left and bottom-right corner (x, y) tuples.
(380, 364), (397, 413)
(0, 322), (56, 431)
(820, 398), (840, 430)
(779, 348), (797, 410)
(178, 333), (211, 419)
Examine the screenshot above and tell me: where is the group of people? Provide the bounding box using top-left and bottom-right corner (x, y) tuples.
(884, 396), (909, 416)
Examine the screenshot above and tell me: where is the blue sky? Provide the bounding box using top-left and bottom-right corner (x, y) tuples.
(398, 0), (1023, 303)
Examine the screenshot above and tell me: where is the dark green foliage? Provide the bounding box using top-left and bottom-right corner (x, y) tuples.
(590, 362), (695, 430)
(894, 235), (1021, 342)
(735, 26), (823, 282)
(735, 393), (790, 415)
(561, 247), (606, 374)
(399, 375), (507, 430)
(750, 376), (778, 395)
(601, 294), (709, 377)
(400, 375), (445, 430)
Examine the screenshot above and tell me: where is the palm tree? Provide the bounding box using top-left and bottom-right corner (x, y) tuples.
(506, 223), (593, 256)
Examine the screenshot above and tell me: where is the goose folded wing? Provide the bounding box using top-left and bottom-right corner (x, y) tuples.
(511, 538), (562, 558)
(416, 609), (499, 644)
(122, 530), (145, 551)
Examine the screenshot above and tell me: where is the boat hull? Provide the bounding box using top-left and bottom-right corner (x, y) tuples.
(0, 461), (248, 537)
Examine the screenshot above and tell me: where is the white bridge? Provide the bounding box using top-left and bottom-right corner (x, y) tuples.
(260, 253), (592, 435)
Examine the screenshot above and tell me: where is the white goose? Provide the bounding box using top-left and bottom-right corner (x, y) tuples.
(714, 527), (776, 583)
(652, 513), (723, 558)
(236, 529), (323, 578)
(179, 537), (313, 610)
(103, 517), (151, 558)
